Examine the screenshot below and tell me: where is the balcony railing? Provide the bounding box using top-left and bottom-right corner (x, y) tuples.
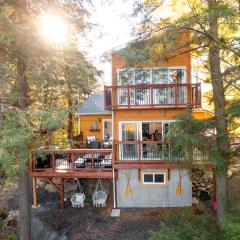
(115, 141), (205, 162)
(104, 83), (201, 109)
(30, 149), (113, 173)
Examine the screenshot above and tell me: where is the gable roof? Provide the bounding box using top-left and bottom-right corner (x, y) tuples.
(76, 94), (112, 115)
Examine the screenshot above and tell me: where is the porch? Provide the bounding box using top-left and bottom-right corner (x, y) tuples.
(29, 149), (113, 178)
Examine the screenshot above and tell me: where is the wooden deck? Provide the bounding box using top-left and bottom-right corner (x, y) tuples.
(29, 149), (113, 178)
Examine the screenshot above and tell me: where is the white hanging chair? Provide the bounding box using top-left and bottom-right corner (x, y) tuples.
(92, 179), (107, 207)
(71, 179), (85, 208)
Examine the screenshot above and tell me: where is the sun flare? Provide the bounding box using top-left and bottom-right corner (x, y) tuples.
(40, 14), (68, 44)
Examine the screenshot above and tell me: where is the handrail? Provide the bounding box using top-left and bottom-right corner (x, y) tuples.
(104, 83), (201, 109)
(32, 148), (113, 172)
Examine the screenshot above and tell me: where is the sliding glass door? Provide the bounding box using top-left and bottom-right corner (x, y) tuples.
(120, 123), (140, 160)
(119, 121), (174, 160)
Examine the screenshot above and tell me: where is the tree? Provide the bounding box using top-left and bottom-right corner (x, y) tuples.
(123, 0), (240, 218)
(0, 1), (97, 239)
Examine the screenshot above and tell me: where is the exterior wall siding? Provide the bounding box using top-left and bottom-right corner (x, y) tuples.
(117, 169), (192, 208)
(112, 31), (191, 86)
(79, 114), (112, 144)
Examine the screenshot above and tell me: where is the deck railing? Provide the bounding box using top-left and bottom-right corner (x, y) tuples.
(115, 141), (205, 162)
(30, 149), (113, 173)
(104, 83), (201, 109)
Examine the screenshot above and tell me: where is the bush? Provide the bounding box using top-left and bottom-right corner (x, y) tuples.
(150, 209), (219, 240)
(220, 214), (240, 240)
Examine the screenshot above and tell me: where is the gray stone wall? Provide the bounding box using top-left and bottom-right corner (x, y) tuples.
(116, 169), (192, 208)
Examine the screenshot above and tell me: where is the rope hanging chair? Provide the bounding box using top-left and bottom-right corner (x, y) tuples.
(92, 179), (107, 207)
(71, 179), (85, 208)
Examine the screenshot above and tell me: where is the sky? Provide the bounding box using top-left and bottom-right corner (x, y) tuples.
(79, 0), (137, 85)
(79, 0), (211, 94)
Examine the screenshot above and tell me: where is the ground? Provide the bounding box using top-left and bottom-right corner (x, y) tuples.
(0, 181), (214, 240)
(5, 172), (240, 239)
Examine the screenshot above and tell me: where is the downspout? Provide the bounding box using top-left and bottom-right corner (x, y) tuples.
(112, 109), (116, 208)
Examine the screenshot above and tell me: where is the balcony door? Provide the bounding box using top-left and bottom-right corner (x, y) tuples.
(119, 121), (174, 160)
(120, 122), (140, 160)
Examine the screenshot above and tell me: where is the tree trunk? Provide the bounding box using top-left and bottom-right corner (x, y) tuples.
(207, 0), (230, 219)
(16, 57), (31, 240)
(67, 98), (74, 144)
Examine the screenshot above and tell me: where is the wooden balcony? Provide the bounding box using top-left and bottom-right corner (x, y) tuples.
(114, 141), (214, 169)
(29, 149), (113, 178)
(104, 83), (201, 109)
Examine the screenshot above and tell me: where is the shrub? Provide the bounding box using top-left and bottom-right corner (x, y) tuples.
(150, 209), (219, 240)
(220, 214), (240, 240)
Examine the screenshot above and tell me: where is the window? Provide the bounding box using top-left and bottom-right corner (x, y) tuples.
(142, 172), (166, 185)
(117, 67), (186, 85)
(103, 119), (112, 140)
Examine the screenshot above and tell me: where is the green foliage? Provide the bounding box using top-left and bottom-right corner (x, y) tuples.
(220, 214), (240, 240)
(150, 209), (219, 240)
(166, 111), (216, 164)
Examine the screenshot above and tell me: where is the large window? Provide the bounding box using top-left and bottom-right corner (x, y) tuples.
(119, 121), (174, 160)
(117, 67), (187, 106)
(118, 67), (186, 85)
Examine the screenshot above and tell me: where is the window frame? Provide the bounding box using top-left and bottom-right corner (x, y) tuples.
(141, 172), (167, 186)
(117, 67), (186, 85)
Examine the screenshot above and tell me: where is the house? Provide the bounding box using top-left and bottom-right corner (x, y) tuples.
(29, 31), (215, 211)
(76, 94), (112, 146)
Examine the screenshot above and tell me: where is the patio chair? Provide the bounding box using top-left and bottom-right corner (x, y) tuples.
(86, 136), (96, 147)
(103, 137), (113, 149)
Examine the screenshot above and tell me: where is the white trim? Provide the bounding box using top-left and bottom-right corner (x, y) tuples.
(78, 116), (80, 134)
(102, 119), (112, 140)
(118, 120), (176, 160)
(142, 172), (166, 185)
(76, 112), (112, 116)
(117, 66), (187, 85)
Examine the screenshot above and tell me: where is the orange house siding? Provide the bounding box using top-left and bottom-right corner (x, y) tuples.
(113, 109), (186, 141)
(79, 114), (112, 144)
(112, 31), (191, 85)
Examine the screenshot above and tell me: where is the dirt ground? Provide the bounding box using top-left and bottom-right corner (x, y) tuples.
(0, 178), (221, 240)
(31, 189), (174, 240)
(0, 183), (190, 240)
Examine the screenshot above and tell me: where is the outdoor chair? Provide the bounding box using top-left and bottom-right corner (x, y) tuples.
(86, 136), (96, 147)
(103, 137), (113, 148)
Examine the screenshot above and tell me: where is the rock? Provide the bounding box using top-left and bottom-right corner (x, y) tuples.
(45, 183), (57, 193)
(37, 178), (47, 188)
(228, 170), (233, 178)
(0, 210), (7, 220)
(4, 210), (19, 228)
(230, 168), (239, 173)
(52, 177), (61, 185)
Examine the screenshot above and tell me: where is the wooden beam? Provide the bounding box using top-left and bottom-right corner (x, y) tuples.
(30, 170), (113, 178)
(113, 163), (215, 170)
(60, 178), (64, 212)
(47, 178), (61, 194)
(32, 177), (37, 208)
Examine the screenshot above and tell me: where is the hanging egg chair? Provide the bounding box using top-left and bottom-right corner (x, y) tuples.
(92, 179), (107, 207)
(71, 179), (85, 208)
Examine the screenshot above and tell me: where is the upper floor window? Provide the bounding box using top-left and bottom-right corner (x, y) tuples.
(117, 67), (186, 85)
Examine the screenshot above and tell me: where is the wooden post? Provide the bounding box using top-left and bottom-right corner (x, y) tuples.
(32, 177), (37, 208)
(60, 178), (64, 212)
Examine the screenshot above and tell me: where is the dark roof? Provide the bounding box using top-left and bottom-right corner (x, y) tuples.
(76, 94), (112, 115)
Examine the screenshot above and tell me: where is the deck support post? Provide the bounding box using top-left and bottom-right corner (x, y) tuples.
(60, 178), (64, 212)
(32, 177), (37, 208)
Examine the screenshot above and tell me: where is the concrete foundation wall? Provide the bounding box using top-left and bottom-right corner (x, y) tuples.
(116, 169), (192, 208)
